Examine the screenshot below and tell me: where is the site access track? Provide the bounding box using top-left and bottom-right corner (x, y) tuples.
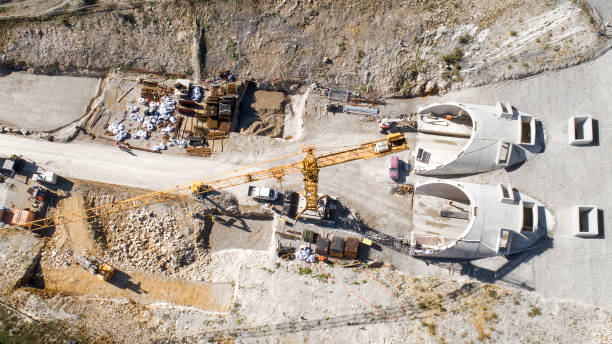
(9, 134), (408, 231)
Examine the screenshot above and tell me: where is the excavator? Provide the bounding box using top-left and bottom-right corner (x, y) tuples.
(15, 133), (409, 231)
(74, 254), (115, 282)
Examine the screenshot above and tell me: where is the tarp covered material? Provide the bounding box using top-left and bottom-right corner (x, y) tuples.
(190, 86), (202, 101)
(133, 130), (149, 140)
(152, 142), (167, 152)
(296, 245), (316, 263)
(108, 122), (128, 142)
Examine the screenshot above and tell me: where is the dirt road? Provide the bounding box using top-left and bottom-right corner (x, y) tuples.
(42, 264), (233, 311)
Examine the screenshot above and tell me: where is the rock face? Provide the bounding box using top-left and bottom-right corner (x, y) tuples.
(0, 1), (605, 96)
(0, 230), (41, 292)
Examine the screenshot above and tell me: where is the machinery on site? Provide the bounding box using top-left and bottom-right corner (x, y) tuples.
(247, 186), (279, 202)
(378, 118), (402, 133)
(32, 171), (58, 184)
(74, 254), (116, 282)
(13, 133), (409, 231)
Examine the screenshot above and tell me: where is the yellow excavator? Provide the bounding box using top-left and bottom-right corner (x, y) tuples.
(74, 254), (115, 282)
(16, 133), (409, 231)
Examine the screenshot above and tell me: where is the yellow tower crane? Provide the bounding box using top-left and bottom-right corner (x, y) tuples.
(18, 133), (408, 231)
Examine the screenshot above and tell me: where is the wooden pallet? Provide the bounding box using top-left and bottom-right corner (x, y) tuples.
(186, 147), (212, 157)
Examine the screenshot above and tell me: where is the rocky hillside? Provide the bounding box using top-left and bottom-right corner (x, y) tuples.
(0, 0), (605, 96)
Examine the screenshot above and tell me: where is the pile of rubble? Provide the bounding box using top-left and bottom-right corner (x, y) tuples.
(102, 209), (202, 275)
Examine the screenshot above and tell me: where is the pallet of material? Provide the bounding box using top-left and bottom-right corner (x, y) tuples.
(205, 105), (218, 117)
(344, 237), (360, 260)
(206, 118), (219, 129)
(178, 99), (196, 107)
(315, 237), (330, 256)
(178, 106), (196, 115)
(218, 121), (231, 133)
(140, 79), (160, 87)
(225, 83), (239, 94)
(330, 236), (345, 258)
(205, 131), (227, 139)
(219, 102), (232, 117)
(186, 147), (212, 157)
(87, 108), (103, 129)
(210, 87), (224, 97)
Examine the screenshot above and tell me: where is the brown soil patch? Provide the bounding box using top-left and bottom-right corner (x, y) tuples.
(239, 89), (288, 137)
(41, 264), (233, 311)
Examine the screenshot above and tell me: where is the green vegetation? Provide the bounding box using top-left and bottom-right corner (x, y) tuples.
(58, 17), (70, 26)
(458, 34), (470, 44)
(314, 274), (329, 282)
(442, 47), (463, 65)
(422, 321), (437, 335)
(528, 306), (542, 317)
(297, 267), (312, 275)
(356, 49), (366, 63)
(510, 30), (517, 36)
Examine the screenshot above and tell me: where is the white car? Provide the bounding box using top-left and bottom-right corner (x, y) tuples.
(247, 186), (278, 201)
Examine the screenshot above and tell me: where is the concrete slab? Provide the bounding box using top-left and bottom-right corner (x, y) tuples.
(384, 48), (612, 310)
(0, 72), (101, 131)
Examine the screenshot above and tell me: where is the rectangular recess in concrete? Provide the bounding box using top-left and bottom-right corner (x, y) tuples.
(568, 115), (593, 145)
(518, 114), (536, 145)
(520, 201), (538, 232)
(497, 229), (513, 254)
(496, 141), (513, 166)
(498, 183), (515, 204)
(573, 205), (599, 237)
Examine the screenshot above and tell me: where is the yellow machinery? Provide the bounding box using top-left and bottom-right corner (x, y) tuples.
(96, 260), (116, 281)
(74, 255), (116, 282)
(18, 133), (408, 230)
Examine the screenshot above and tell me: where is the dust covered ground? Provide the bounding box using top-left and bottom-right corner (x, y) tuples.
(3, 246), (611, 343)
(0, 181), (608, 344)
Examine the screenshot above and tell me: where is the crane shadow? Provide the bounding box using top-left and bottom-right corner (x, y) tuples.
(198, 305), (415, 341)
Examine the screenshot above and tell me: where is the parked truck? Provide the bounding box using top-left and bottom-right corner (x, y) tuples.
(32, 171), (57, 184)
(247, 185), (278, 201)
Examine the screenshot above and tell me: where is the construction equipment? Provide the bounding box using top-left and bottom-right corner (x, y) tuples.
(14, 133), (408, 231)
(74, 255), (115, 282)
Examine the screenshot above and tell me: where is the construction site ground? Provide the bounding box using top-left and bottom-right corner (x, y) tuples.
(0, 1), (611, 342)
(0, 47), (609, 310)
